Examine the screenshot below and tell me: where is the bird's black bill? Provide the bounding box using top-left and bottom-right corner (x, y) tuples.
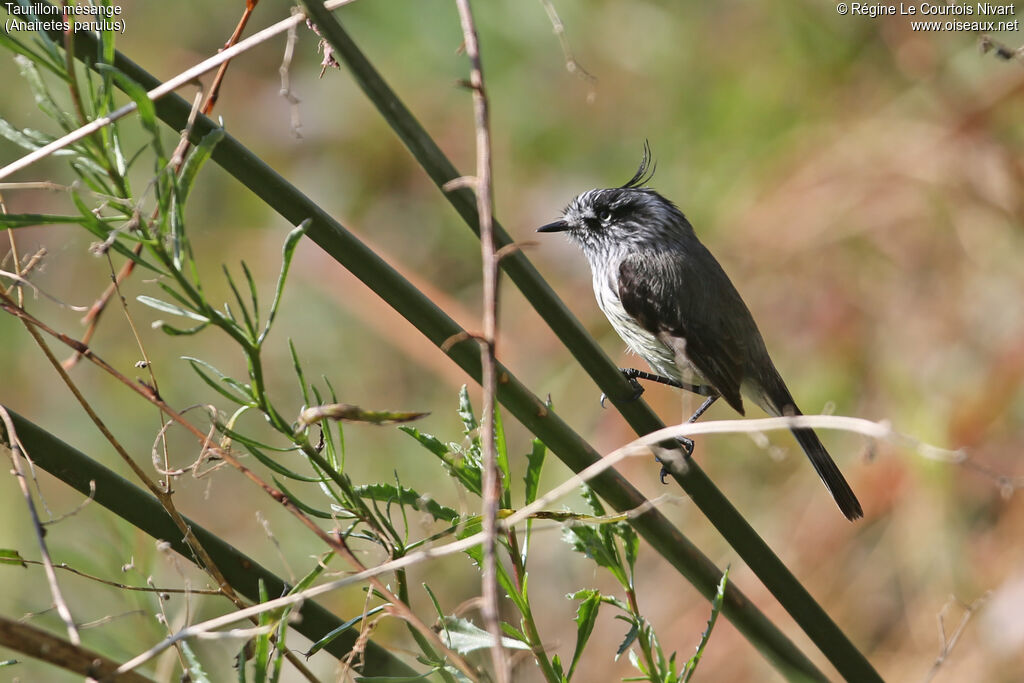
(537, 220), (569, 233)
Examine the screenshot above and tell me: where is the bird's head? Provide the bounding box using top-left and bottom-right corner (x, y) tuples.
(537, 143), (694, 261)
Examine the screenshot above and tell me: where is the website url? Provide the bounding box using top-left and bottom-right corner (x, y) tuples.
(911, 19), (1021, 30)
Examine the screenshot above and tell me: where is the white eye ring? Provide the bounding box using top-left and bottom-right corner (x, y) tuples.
(598, 209), (611, 222)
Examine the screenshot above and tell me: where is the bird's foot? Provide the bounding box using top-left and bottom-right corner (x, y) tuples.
(599, 370), (645, 408)
(658, 437), (695, 483)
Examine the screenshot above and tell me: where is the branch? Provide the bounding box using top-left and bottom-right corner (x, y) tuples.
(0, 615), (153, 683)
(452, 1), (508, 680)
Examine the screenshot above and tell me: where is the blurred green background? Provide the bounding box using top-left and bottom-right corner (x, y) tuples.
(2, 0), (1023, 680)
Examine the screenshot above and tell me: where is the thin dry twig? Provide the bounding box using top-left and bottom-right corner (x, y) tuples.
(537, 0), (597, 98)
(453, 1), (508, 680)
(19, 559), (222, 595)
(0, 615), (153, 683)
(0, 269), (88, 311)
(923, 594), (989, 682)
(280, 7), (304, 139)
(0, 407), (81, 646)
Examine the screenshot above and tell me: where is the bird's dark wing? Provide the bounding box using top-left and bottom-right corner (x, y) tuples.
(617, 248), (765, 415)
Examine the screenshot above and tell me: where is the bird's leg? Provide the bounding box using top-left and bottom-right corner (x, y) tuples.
(600, 367), (714, 408)
(686, 393), (719, 424)
(659, 393), (719, 483)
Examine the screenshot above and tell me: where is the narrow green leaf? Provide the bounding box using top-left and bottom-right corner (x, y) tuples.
(0, 118), (71, 153)
(305, 604), (387, 657)
(551, 655), (564, 682)
(177, 126), (225, 204)
(288, 339), (311, 406)
(0, 31), (65, 79)
(0, 214), (93, 228)
(621, 523), (639, 577)
(493, 406), (511, 508)
(0, 549), (27, 567)
(185, 358), (253, 406)
(136, 295), (209, 322)
(241, 261), (260, 331)
(248, 444), (320, 482)
(523, 439), (545, 506)
(291, 553), (333, 594)
(223, 264), (256, 339)
(437, 617), (529, 654)
(154, 320), (209, 336)
(254, 580), (270, 683)
(423, 583), (446, 622)
(95, 63), (162, 157)
(15, 55), (74, 131)
(260, 220), (309, 345)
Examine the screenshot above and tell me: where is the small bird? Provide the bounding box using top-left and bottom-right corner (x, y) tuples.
(538, 145), (863, 521)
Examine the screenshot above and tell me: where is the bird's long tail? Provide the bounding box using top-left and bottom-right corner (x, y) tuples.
(790, 422), (863, 521)
(756, 373), (863, 521)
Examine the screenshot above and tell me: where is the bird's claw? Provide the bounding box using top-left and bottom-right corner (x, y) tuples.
(599, 374), (645, 409)
(658, 437), (695, 483)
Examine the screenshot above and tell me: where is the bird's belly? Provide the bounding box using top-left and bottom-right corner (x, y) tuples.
(594, 277), (691, 382)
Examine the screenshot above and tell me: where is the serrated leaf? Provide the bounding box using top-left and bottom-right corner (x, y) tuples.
(580, 485), (606, 517)
(400, 427), (482, 497)
(562, 524), (619, 572)
(457, 385), (477, 434)
(618, 621), (640, 660)
(682, 566), (730, 682)
(180, 640), (212, 683)
(568, 589), (601, 679)
(354, 483), (458, 523)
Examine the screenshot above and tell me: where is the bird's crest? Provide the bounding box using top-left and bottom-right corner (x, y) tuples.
(620, 140), (656, 189)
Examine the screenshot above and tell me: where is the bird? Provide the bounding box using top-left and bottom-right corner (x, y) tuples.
(537, 144), (863, 521)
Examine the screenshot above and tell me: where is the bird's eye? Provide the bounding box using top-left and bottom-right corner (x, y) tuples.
(597, 208), (612, 222)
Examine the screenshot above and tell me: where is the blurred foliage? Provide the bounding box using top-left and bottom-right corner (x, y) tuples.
(2, 1), (1024, 681)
